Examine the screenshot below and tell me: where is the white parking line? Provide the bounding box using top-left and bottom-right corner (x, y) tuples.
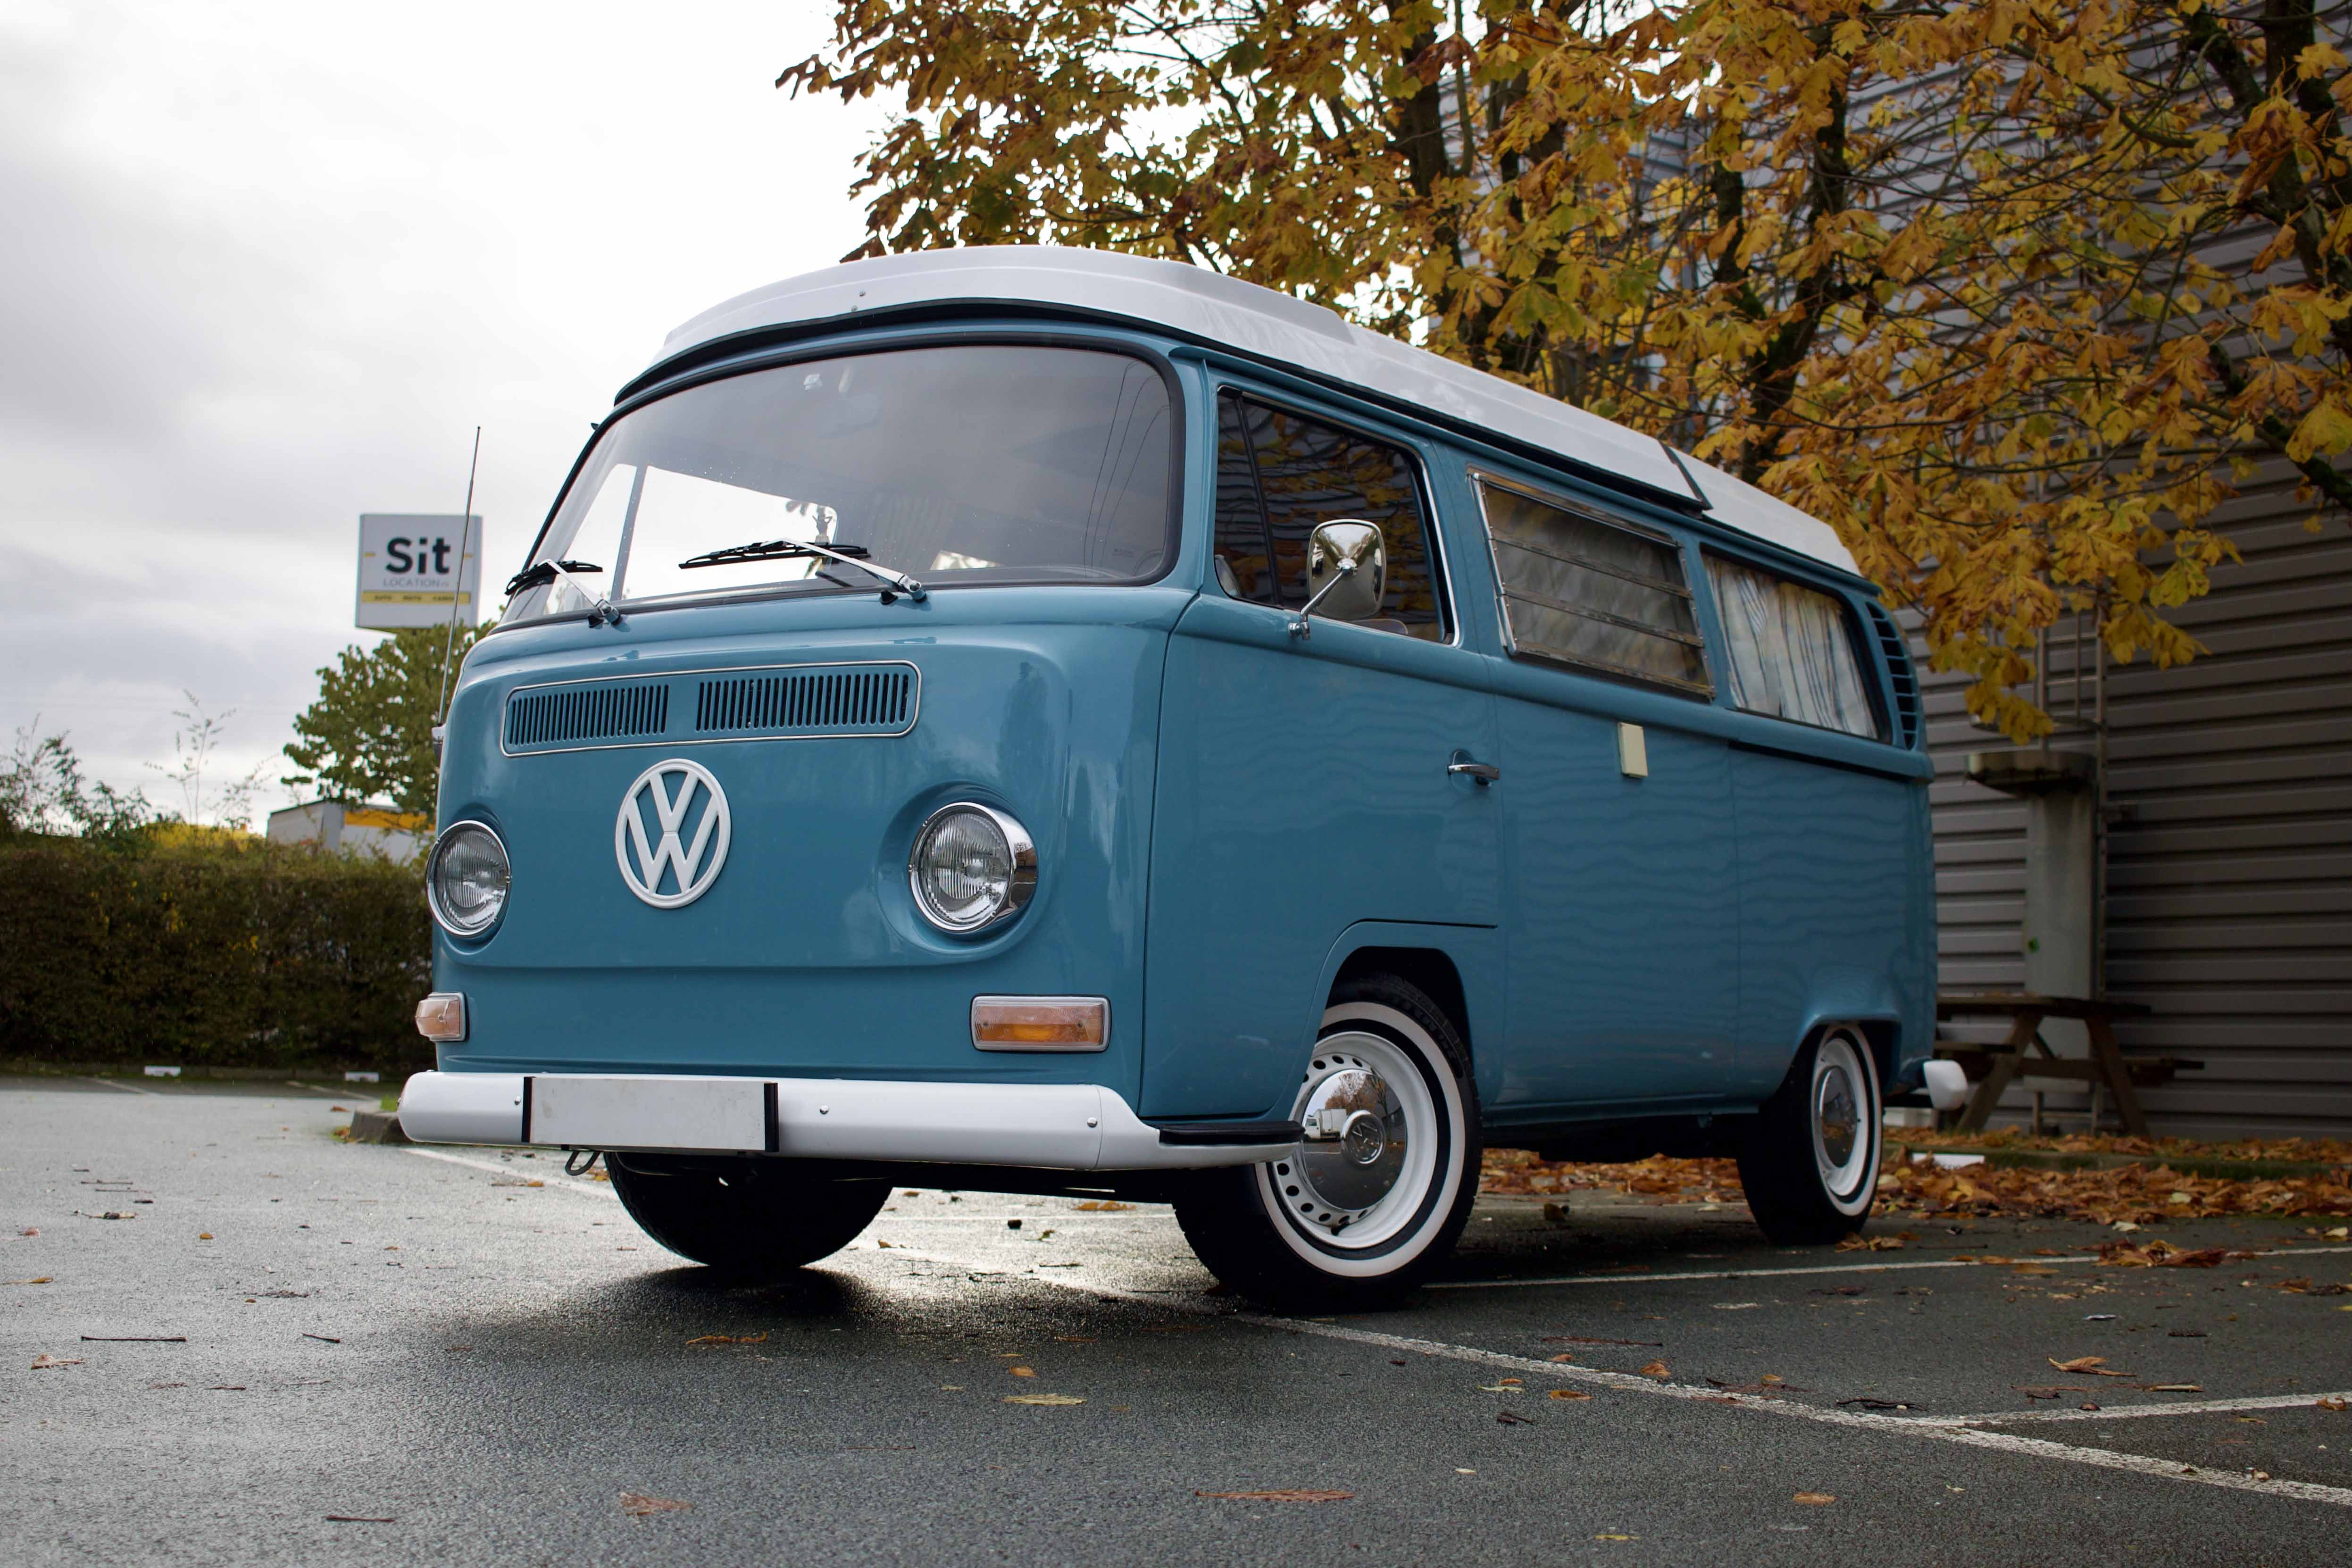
(1433, 1257), (1977, 1288)
(79, 1076), (155, 1096)
(1927, 1424), (2352, 1506)
(1428, 1243), (2352, 1291)
(868, 1242), (2352, 1510)
(1955, 1391), (2352, 1426)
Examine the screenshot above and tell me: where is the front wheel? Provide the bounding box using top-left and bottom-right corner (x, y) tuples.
(1736, 1025), (1882, 1244)
(1174, 975), (1480, 1310)
(608, 1157), (888, 1281)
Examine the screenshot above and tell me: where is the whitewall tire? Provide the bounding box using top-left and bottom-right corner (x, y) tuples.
(1174, 974), (1480, 1308)
(1736, 1024), (1883, 1244)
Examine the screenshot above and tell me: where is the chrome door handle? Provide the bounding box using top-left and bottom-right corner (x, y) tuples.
(1448, 760), (1501, 785)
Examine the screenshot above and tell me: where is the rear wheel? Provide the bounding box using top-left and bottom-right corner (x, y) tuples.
(1175, 975), (1479, 1310)
(1736, 1025), (1882, 1244)
(608, 1157), (888, 1280)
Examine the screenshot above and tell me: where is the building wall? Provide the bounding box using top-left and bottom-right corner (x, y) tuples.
(1925, 459), (2352, 1137)
(265, 799), (427, 862)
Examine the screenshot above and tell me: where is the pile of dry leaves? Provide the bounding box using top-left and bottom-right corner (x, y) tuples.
(1481, 1149), (1741, 1203)
(1875, 1158), (2352, 1224)
(1479, 1145), (2352, 1223)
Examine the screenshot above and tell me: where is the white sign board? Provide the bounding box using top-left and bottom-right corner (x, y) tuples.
(355, 514), (483, 630)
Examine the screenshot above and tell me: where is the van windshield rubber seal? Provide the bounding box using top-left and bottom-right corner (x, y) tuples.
(492, 330), (1188, 636)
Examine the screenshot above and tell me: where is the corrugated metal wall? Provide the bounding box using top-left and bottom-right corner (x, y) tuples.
(1925, 458), (2352, 1137)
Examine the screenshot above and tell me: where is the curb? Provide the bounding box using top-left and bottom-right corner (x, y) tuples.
(346, 1109), (410, 1145)
(1889, 1143), (2349, 1181)
(4, 1059), (398, 1083)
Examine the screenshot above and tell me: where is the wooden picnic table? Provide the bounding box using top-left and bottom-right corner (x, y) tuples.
(1932, 992), (2191, 1139)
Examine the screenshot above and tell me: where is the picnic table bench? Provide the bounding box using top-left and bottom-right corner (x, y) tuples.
(1932, 992), (2200, 1139)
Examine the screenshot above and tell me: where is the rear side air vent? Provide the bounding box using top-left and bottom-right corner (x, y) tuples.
(505, 681), (668, 751)
(1862, 601), (1923, 750)
(694, 664), (918, 738)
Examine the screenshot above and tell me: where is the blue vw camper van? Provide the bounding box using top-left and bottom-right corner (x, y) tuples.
(400, 247), (1954, 1305)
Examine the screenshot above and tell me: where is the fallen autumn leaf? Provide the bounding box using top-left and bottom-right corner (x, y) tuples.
(619, 1493), (692, 1517)
(2097, 1241), (2234, 1268)
(30, 1355), (83, 1370)
(1639, 1360), (1671, 1378)
(2049, 1356), (2134, 1377)
(1793, 1492), (1835, 1506)
(1003, 1393), (1085, 1405)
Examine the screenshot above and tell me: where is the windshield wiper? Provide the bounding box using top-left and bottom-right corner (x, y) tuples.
(503, 559), (619, 626)
(504, 559), (601, 596)
(677, 539), (926, 604)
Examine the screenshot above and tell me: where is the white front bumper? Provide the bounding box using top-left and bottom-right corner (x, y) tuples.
(396, 1071), (1280, 1171)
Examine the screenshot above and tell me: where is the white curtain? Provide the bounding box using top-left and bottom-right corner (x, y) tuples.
(1705, 556), (1879, 738)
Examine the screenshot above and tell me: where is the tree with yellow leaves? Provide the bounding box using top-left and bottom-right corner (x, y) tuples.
(784, 1), (2352, 733)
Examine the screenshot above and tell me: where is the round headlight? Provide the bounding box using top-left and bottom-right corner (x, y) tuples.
(427, 820), (510, 939)
(908, 803), (1035, 934)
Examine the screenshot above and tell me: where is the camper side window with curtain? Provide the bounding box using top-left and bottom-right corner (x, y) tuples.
(1703, 554), (1884, 740)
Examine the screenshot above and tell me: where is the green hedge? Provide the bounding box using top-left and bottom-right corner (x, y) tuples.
(0, 834), (432, 1072)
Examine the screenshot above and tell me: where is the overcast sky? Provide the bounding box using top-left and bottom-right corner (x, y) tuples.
(0, 0), (882, 817)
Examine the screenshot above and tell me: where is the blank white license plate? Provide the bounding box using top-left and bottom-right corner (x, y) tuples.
(527, 1075), (768, 1151)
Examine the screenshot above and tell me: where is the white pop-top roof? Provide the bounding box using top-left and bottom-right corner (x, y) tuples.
(655, 247), (1859, 575)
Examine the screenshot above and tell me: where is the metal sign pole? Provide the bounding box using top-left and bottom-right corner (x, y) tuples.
(434, 427), (483, 727)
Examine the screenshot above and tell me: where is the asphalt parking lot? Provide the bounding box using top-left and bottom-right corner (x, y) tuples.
(6, 1076), (2350, 1566)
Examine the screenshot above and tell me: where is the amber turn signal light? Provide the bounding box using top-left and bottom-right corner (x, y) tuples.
(414, 993), (467, 1043)
(970, 996), (1108, 1052)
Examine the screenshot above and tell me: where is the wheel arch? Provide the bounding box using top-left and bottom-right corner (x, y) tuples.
(1762, 983), (1909, 1103)
(1311, 923), (1502, 1110)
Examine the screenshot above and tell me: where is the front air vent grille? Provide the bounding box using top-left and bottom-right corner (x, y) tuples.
(694, 666), (917, 737)
(505, 682), (668, 749)
(499, 661), (920, 755)
(1863, 601), (1923, 750)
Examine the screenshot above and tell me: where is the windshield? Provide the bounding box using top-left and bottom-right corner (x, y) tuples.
(505, 344), (1176, 622)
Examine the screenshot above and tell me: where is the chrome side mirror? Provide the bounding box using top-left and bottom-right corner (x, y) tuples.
(1288, 519), (1386, 638)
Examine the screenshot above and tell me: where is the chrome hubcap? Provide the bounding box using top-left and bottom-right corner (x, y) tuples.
(1815, 1065), (1859, 1168)
(1809, 1030), (1876, 1208)
(1287, 1054), (1408, 1226)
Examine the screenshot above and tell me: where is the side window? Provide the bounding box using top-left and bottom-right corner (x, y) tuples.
(1214, 395), (1277, 601)
(1211, 392), (1446, 640)
(1703, 554), (1884, 740)
(1474, 476), (1710, 695)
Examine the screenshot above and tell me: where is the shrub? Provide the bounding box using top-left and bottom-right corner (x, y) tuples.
(0, 833), (431, 1072)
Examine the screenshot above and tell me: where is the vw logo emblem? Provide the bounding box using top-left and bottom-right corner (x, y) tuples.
(615, 758), (731, 909)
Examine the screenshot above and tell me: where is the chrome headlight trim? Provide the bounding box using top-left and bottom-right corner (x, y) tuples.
(426, 819), (511, 940)
(907, 802), (1036, 934)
